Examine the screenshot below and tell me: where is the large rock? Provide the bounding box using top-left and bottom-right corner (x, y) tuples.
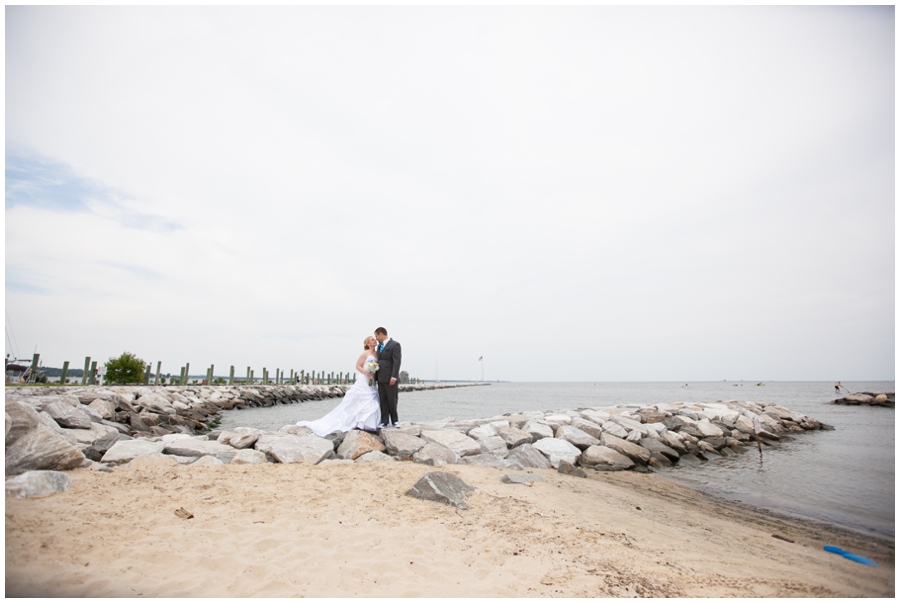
(581, 445), (634, 471)
(69, 422), (119, 446)
(405, 471), (475, 510)
(466, 424), (498, 441)
(522, 421), (554, 442)
(478, 435), (509, 458)
(230, 449), (269, 465)
(609, 414), (648, 435)
(254, 434), (334, 465)
(543, 414), (573, 428)
(135, 392), (176, 415)
(5, 399), (41, 446)
(337, 430), (386, 460)
(570, 418), (603, 439)
(216, 427), (262, 450)
(733, 415), (756, 435)
(658, 431), (689, 454)
(639, 437), (680, 461)
(531, 437), (582, 468)
(505, 443), (552, 470)
(555, 425), (600, 450)
(5, 470), (72, 498)
(381, 430), (426, 459)
(420, 429), (481, 457)
(41, 401), (92, 430)
(5, 424), (85, 475)
(355, 450), (395, 463)
(460, 453), (516, 469)
(163, 438), (238, 463)
(580, 410), (610, 425)
(101, 439), (165, 465)
(599, 433), (651, 465)
(412, 442), (459, 466)
(695, 419), (724, 438)
(600, 421), (629, 439)
(496, 427), (532, 448)
(87, 398), (117, 420)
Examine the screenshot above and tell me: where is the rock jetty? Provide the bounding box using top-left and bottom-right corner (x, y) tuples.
(5, 384), (830, 481)
(831, 392), (894, 407)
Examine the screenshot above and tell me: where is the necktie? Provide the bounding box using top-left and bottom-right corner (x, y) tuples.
(378, 342), (384, 353)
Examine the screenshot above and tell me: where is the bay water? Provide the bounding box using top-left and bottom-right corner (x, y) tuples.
(218, 380), (894, 538)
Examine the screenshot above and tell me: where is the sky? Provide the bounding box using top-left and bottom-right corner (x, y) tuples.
(4, 5), (895, 382)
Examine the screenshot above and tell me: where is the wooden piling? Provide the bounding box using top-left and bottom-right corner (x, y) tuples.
(155, 361), (162, 386)
(89, 361), (98, 385)
(229, 366), (235, 386)
(82, 357), (91, 386)
(60, 361), (69, 385)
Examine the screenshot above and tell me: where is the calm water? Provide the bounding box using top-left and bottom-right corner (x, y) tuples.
(219, 380), (894, 538)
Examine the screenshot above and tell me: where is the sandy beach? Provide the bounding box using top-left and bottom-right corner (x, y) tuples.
(5, 460), (894, 597)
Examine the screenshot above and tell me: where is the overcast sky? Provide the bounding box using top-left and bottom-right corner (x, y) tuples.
(5, 5), (895, 382)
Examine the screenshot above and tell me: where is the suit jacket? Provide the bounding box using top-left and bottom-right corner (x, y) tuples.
(376, 339), (401, 383)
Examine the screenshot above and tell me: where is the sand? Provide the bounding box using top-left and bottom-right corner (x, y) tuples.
(5, 460), (894, 597)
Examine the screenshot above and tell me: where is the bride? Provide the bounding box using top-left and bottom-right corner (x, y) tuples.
(295, 336), (381, 436)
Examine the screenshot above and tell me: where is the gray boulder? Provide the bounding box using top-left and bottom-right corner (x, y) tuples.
(6, 470), (72, 498)
(219, 427), (262, 449)
(163, 439), (238, 463)
(555, 425), (600, 450)
(558, 460), (588, 478)
(420, 429), (481, 457)
(466, 424), (497, 441)
(101, 439), (165, 465)
(460, 453), (517, 469)
(381, 430), (426, 459)
(405, 471), (475, 510)
(355, 450), (395, 463)
(531, 437), (582, 468)
(337, 430), (386, 460)
(581, 445), (634, 471)
(5, 399), (42, 446)
(412, 442), (459, 466)
(522, 421), (554, 441)
(230, 449), (269, 465)
(6, 424), (86, 475)
(639, 437), (680, 462)
(478, 435), (509, 458)
(600, 421), (629, 439)
(496, 427), (532, 448)
(88, 398), (117, 420)
(600, 433), (651, 465)
(41, 401), (93, 430)
(505, 443), (552, 470)
(135, 392), (176, 415)
(192, 455), (225, 467)
(255, 434), (334, 464)
(570, 418), (603, 439)
(580, 410), (610, 425)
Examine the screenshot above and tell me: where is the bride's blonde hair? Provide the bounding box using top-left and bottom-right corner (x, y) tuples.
(363, 336), (375, 350)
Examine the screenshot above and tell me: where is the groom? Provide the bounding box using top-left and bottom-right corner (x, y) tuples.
(374, 327), (401, 428)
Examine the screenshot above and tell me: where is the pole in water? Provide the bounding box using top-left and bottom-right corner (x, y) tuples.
(753, 418), (763, 457)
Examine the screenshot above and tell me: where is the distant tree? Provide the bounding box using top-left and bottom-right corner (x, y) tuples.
(104, 352), (146, 385)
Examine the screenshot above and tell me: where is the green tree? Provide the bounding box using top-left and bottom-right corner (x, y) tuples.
(104, 352), (146, 385)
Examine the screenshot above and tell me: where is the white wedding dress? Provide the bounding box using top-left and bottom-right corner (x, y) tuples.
(295, 356), (381, 436)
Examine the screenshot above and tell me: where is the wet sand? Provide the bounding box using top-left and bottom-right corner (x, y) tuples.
(5, 460), (894, 597)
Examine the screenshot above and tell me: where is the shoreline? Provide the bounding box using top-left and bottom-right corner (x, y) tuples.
(6, 461), (894, 597)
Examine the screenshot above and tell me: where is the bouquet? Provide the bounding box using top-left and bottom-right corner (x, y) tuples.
(365, 360), (379, 386)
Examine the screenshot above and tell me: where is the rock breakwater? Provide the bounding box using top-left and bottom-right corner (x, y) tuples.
(831, 392), (894, 407)
(5, 385), (829, 481)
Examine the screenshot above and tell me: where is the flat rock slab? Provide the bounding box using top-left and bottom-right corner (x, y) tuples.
(501, 473), (547, 485)
(412, 442), (459, 466)
(255, 434), (334, 465)
(338, 430), (386, 460)
(102, 439), (166, 465)
(581, 445), (634, 471)
(5, 470), (72, 498)
(381, 430), (426, 458)
(230, 449), (269, 464)
(163, 439), (238, 463)
(419, 429), (481, 457)
(406, 471), (476, 510)
(531, 437), (582, 468)
(505, 443), (553, 470)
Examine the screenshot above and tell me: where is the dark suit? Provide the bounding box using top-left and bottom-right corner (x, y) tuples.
(376, 338), (401, 424)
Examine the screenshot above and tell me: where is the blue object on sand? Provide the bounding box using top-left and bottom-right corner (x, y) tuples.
(824, 546), (880, 567)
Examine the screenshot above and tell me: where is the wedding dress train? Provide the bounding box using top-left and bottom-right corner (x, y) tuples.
(295, 356), (381, 436)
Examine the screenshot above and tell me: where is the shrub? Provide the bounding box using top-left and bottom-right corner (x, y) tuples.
(104, 352), (146, 385)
